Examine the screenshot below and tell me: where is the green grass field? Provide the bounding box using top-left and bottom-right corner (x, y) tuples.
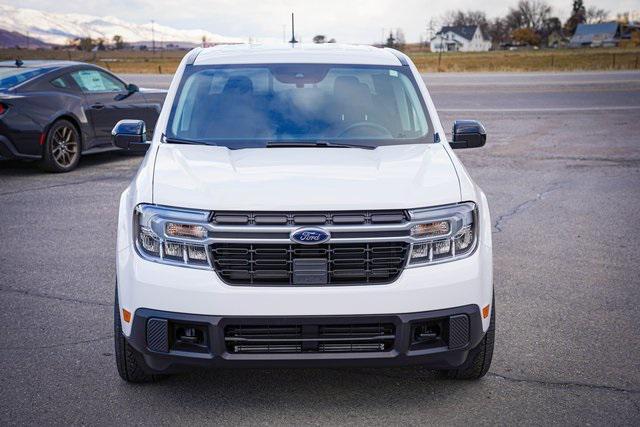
(1, 47), (639, 73)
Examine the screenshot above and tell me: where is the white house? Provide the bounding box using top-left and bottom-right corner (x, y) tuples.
(430, 25), (491, 52)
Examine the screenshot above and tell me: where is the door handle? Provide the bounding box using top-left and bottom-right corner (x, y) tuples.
(90, 103), (105, 109)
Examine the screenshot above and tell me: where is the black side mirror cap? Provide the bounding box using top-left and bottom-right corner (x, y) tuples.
(450, 120), (486, 149)
(127, 83), (139, 93)
(111, 119), (149, 152)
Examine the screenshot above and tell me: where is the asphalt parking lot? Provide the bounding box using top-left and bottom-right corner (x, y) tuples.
(1, 71), (639, 425)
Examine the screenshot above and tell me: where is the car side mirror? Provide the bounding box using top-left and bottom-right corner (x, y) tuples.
(111, 119), (149, 152)
(450, 120), (486, 149)
(126, 83), (139, 93)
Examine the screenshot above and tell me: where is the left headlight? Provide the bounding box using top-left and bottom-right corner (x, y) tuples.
(407, 202), (478, 266)
(134, 204), (212, 269)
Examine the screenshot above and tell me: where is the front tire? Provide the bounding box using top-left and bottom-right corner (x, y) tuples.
(114, 287), (160, 383)
(444, 296), (495, 380)
(38, 119), (81, 172)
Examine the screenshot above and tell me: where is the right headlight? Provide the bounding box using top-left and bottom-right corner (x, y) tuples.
(407, 202), (477, 266)
(134, 204), (213, 269)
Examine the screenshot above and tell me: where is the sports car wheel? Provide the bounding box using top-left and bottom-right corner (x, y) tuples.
(39, 119), (81, 172)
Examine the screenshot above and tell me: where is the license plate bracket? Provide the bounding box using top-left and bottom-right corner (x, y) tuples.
(292, 258), (328, 285)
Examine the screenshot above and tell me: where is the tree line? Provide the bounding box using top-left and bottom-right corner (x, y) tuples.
(432, 0), (625, 47)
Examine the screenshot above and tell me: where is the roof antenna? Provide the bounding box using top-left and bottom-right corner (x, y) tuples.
(15, 58), (23, 68)
(289, 13), (298, 44)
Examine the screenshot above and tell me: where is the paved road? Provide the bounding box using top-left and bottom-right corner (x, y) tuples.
(1, 72), (639, 425)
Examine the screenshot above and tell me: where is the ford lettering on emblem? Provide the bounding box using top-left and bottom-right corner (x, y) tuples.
(290, 228), (331, 245)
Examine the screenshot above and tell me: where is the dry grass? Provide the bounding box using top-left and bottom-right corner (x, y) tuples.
(0, 49), (184, 74)
(407, 47), (640, 72)
(1, 47), (639, 73)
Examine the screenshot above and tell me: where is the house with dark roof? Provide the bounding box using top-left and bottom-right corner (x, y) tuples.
(569, 22), (620, 48)
(430, 25), (491, 52)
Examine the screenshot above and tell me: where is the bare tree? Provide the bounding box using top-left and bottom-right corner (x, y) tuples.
(441, 10), (489, 36)
(488, 17), (510, 46)
(616, 12), (629, 24)
(395, 29), (406, 48)
(426, 17), (438, 41)
(513, 0), (552, 31)
(385, 31), (396, 48)
(564, 0), (586, 36)
(112, 35), (124, 50)
(505, 8), (526, 31)
(586, 7), (609, 23)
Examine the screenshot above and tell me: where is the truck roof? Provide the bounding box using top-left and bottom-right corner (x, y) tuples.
(193, 43), (404, 66)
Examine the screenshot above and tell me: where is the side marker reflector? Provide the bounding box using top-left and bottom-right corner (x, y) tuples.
(482, 304), (490, 319)
(122, 309), (132, 323)
(39, 133), (46, 145)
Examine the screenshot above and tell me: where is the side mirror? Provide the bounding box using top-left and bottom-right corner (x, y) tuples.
(115, 84), (139, 101)
(111, 119), (149, 152)
(450, 120), (486, 149)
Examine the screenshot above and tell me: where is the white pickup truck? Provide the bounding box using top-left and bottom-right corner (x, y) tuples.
(113, 44), (494, 383)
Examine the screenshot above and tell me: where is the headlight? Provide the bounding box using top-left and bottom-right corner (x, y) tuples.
(407, 202), (477, 265)
(134, 204), (212, 269)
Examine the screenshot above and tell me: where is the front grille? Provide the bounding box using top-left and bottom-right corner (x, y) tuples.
(225, 323), (396, 354)
(211, 210), (408, 226)
(211, 242), (409, 286)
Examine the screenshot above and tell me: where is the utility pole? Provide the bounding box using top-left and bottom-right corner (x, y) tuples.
(151, 20), (155, 54)
(289, 13), (298, 44)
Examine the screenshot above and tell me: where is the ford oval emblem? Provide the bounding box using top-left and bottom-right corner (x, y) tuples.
(290, 227), (331, 245)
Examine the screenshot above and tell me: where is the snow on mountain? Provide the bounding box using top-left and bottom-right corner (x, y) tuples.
(0, 4), (243, 46)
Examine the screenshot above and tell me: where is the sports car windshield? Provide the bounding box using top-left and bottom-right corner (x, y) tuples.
(0, 66), (57, 90)
(167, 64), (432, 148)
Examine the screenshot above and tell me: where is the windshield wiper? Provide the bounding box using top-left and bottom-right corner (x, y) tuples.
(162, 135), (214, 146)
(266, 140), (375, 150)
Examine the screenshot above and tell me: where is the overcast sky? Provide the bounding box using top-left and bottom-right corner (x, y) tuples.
(5, 0), (638, 43)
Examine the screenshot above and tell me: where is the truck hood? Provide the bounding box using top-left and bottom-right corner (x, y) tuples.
(152, 143), (461, 211)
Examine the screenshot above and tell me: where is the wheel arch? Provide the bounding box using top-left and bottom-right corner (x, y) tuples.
(43, 114), (85, 154)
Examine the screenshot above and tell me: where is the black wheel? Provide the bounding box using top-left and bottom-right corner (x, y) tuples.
(114, 287), (160, 383)
(444, 295), (495, 380)
(39, 119), (81, 172)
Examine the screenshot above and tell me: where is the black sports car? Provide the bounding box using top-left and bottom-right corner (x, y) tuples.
(0, 60), (166, 172)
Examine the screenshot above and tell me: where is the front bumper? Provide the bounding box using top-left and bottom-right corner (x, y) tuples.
(126, 305), (485, 373)
(117, 240), (493, 336)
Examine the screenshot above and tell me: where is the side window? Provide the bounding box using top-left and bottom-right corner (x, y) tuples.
(50, 77), (68, 89)
(70, 70), (125, 93)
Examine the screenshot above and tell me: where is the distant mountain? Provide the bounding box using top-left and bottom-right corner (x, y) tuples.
(0, 28), (50, 49)
(0, 4), (242, 46)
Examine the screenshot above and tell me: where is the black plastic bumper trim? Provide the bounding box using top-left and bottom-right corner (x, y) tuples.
(125, 305), (485, 373)
(0, 135), (40, 160)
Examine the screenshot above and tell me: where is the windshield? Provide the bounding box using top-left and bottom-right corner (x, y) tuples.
(167, 64), (432, 148)
(0, 66), (57, 90)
